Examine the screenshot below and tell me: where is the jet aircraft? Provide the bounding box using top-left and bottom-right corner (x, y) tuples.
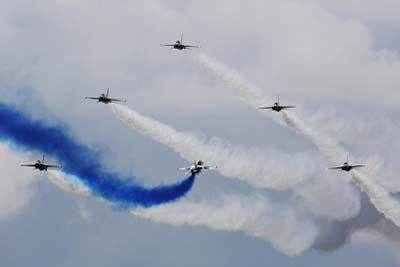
(85, 88), (126, 104)
(160, 33), (199, 50)
(178, 160), (217, 175)
(258, 97), (295, 112)
(21, 155), (62, 171)
(328, 156), (365, 172)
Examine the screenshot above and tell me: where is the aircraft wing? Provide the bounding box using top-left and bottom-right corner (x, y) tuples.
(185, 45), (199, 48)
(257, 106), (274, 110)
(109, 98), (127, 103)
(328, 166), (343, 170)
(282, 106), (296, 109)
(160, 44), (175, 47)
(178, 167), (191, 171)
(85, 97), (100, 100)
(204, 166), (217, 170)
(21, 164), (36, 167)
(45, 164), (62, 169)
(350, 165), (365, 169)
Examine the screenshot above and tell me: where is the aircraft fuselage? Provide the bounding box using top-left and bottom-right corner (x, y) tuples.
(270, 103), (283, 112)
(173, 44), (186, 50)
(98, 96), (112, 104)
(191, 162), (205, 174)
(190, 167), (202, 175)
(35, 163), (48, 171)
(272, 106), (284, 112)
(341, 166), (351, 171)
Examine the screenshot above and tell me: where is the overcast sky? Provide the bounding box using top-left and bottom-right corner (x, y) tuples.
(1, 0), (400, 266)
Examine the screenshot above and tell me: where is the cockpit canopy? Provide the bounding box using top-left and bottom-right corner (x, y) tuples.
(197, 160), (204, 166)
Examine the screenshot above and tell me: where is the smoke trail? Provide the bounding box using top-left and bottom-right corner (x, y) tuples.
(132, 194), (319, 256)
(110, 104), (361, 221)
(0, 103), (196, 207)
(351, 170), (400, 227)
(306, 110), (398, 191)
(281, 110), (348, 164)
(193, 53), (348, 163)
(192, 53), (377, 167)
(193, 53), (390, 178)
(192, 54), (285, 123)
(110, 103), (316, 190)
(45, 168), (320, 256)
(47, 171), (91, 196)
(192, 54), (271, 107)
(191, 53), (400, 225)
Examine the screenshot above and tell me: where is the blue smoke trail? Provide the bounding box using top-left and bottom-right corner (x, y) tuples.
(0, 103), (196, 207)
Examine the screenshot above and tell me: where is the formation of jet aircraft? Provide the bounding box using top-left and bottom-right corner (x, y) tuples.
(20, 33), (366, 179)
(178, 160), (217, 175)
(21, 155), (61, 171)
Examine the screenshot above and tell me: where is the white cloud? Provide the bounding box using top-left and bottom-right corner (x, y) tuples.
(0, 143), (37, 222)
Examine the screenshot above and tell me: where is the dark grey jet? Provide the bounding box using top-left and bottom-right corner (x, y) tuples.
(85, 88), (126, 104)
(329, 156), (365, 172)
(258, 97), (295, 112)
(161, 33), (199, 50)
(178, 160), (217, 175)
(21, 155), (62, 171)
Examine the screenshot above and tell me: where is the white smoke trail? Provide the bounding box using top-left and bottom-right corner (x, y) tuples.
(191, 53), (282, 125)
(132, 194), (319, 256)
(44, 163), (320, 255)
(193, 53), (348, 163)
(307, 110), (399, 192)
(191, 53), (400, 225)
(192, 53), (269, 106)
(281, 110), (348, 164)
(351, 170), (400, 227)
(193, 53), (382, 170)
(47, 171), (91, 196)
(110, 103), (314, 190)
(110, 104), (360, 221)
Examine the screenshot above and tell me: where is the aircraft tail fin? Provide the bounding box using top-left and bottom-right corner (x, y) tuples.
(106, 88), (110, 97)
(181, 33), (183, 43)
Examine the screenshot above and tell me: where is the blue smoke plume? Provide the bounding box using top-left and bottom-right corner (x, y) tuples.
(0, 103), (196, 207)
